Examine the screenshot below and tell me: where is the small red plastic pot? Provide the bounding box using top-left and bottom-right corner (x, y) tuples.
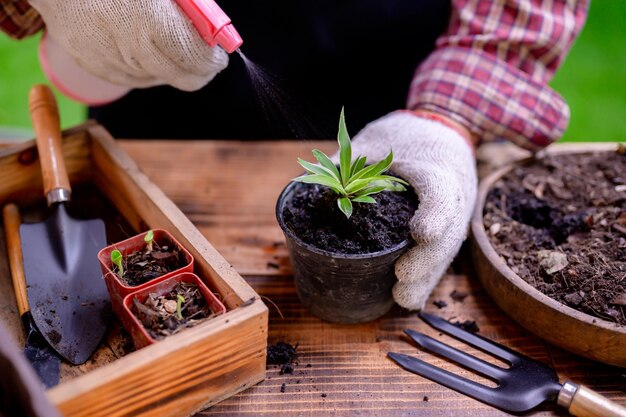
(121, 272), (226, 349)
(97, 229), (194, 318)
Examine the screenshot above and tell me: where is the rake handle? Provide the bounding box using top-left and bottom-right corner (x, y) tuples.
(2, 204), (29, 317)
(559, 382), (626, 417)
(28, 84), (71, 206)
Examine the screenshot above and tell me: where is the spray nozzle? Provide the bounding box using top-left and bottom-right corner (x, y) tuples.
(174, 0), (243, 53)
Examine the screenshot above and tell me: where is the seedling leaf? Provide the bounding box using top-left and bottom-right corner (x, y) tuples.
(293, 174), (345, 195)
(312, 149), (341, 180)
(350, 155), (366, 178)
(351, 195), (376, 204)
(349, 149), (394, 183)
(144, 230), (154, 253)
(338, 197), (353, 218)
(111, 249), (124, 278)
(297, 158), (339, 180)
(176, 294), (185, 320)
(291, 108), (407, 219)
(337, 107), (351, 185)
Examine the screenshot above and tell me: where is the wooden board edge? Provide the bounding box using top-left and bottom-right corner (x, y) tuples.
(0, 128), (94, 208)
(47, 300), (267, 415)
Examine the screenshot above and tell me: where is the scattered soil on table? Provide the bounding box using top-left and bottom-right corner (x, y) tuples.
(451, 319), (480, 333)
(483, 149), (626, 325)
(117, 240), (189, 287)
(267, 342), (300, 392)
(282, 181), (418, 254)
(267, 342), (298, 375)
(132, 281), (216, 339)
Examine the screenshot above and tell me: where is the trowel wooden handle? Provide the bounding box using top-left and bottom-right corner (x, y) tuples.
(2, 204), (29, 316)
(28, 84), (71, 205)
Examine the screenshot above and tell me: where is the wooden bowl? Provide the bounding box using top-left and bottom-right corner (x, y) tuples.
(470, 153), (626, 367)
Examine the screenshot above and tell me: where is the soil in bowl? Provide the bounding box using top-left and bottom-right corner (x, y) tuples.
(483, 149), (626, 325)
(117, 240), (189, 287)
(131, 281), (218, 340)
(282, 182), (419, 254)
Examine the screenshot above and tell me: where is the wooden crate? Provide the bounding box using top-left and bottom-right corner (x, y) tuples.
(0, 122), (268, 417)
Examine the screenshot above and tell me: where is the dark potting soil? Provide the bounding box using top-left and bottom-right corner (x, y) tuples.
(119, 240), (189, 287)
(282, 182), (419, 254)
(267, 342), (298, 375)
(483, 149), (626, 325)
(132, 281), (216, 339)
(451, 319), (480, 333)
(267, 342), (298, 365)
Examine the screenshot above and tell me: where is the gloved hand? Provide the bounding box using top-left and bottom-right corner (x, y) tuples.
(30, 0), (229, 91)
(350, 111), (477, 310)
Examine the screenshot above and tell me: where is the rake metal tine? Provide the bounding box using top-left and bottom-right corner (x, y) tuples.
(404, 329), (508, 381)
(388, 352), (499, 405)
(419, 312), (519, 364)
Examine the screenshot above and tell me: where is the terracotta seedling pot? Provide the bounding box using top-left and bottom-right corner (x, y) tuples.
(97, 229), (194, 318)
(276, 182), (412, 324)
(121, 272), (226, 349)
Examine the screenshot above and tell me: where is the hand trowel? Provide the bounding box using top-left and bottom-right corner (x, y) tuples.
(20, 84), (110, 365)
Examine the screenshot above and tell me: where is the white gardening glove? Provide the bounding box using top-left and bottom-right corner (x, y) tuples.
(30, 0), (229, 90)
(351, 111), (477, 310)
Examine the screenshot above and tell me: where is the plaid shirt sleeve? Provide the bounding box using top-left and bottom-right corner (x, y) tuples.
(0, 0), (43, 39)
(408, 0), (589, 151)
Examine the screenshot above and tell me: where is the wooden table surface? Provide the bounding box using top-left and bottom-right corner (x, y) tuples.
(114, 140), (625, 417)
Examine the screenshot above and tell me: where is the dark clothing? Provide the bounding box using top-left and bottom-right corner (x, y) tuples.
(89, 0), (450, 139)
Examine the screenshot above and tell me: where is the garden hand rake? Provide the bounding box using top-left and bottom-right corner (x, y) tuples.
(388, 312), (626, 417)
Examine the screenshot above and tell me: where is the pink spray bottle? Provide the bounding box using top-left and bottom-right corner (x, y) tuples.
(39, 0), (243, 105)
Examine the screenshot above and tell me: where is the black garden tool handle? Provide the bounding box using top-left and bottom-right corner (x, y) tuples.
(28, 84), (71, 206)
(558, 381), (626, 417)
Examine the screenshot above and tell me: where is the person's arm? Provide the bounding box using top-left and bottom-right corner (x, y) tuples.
(408, 0), (589, 151)
(0, 0), (43, 39)
(347, 1), (589, 311)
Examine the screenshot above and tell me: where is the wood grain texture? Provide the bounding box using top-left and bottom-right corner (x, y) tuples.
(567, 385), (626, 417)
(118, 140), (338, 277)
(2, 204), (28, 316)
(28, 85), (71, 197)
(0, 127), (93, 208)
(117, 140), (626, 417)
(0, 127), (267, 417)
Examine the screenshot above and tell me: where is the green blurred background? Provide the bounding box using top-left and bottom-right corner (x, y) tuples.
(0, 1), (624, 141)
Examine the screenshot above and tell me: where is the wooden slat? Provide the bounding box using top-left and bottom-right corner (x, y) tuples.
(119, 140), (626, 417)
(90, 128), (262, 309)
(49, 304), (267, 417)
(0, 127), (268, 417)
(0, 128), (94, 208)
(119, 140), (337, 277)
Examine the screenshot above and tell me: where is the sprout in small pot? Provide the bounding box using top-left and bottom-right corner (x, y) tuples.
(121, 272), (226, 349)
(97, 229), (194, 318)
(276, 108), (418, 324)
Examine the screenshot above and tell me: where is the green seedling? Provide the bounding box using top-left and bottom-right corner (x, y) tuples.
(176, 294), (185, 320)
(111, 249), (124, 278)
(144, 230), (154, 253)
(293, 107), (408, 218)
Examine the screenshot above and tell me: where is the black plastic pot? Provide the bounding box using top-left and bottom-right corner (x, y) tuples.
(276, 182), (412, 324)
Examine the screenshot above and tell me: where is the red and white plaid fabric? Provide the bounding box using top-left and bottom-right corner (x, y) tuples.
(1, 0), (588, 149)
(0, 0), (42, 39)
(409, 0), (589, 151)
